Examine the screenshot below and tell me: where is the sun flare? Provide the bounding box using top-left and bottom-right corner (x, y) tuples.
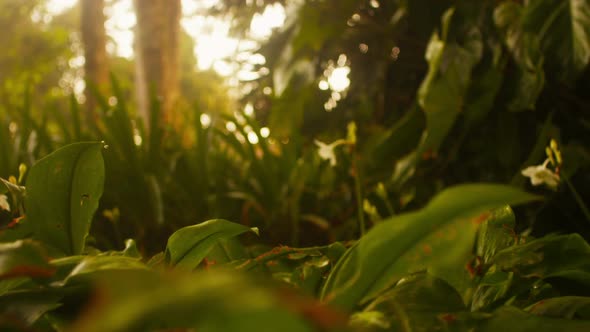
(42, 0), (285, 78)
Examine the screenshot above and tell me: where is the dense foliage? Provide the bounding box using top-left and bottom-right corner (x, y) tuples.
(0, 0), (589, 331)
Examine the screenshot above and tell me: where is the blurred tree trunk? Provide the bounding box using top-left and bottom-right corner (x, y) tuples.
(134, 0), (181, 133)
(80, 0), (109, 124)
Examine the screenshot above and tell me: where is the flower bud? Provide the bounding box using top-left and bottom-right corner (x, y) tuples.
(545, 147), (555, 166)
(18, 163), (27, 184)
(347, 122), (357, 145)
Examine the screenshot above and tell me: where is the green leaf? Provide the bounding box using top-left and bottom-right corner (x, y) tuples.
(70, 270), (322, 332)
(206, 238), (250, 264)
(0, 218), (34, 243)
(25, 142), (105, 256)
(349, 311), (391, 331)
(372, 105), (425, 164)
(522, 0), (590, 80)
(476, 206), (517, 265)
(0, 177), (25, 201)
(0, 292), (62, 329)
(417, 9), (483, 152)
(0, 240), (55, 281)
(470, 271), (514, 312)
(527, 296), (590, 320)
(361, 273), (466, 332)
(470, 207), (519, 311)
(479, 306), (590, 331)
(463, 57), (505, 128)
(165, 219), (258, 270)
(321, 184), (540, 310)
(492, 233), (590, 288)
(121, 239), (141, 258)
(494, 2), (545, 111)
(0, 278), (29, 297)
(64, 255), (149, 285)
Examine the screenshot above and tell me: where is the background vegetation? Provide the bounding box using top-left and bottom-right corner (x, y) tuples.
(0, 0), (589, 331)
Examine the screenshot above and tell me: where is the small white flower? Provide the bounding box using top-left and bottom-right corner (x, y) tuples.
(521, 159), (560, 189)
(0, 194), (10, 212)
(314, 139), (348, 167)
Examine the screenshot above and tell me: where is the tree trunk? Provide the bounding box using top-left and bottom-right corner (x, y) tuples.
(134, 0), (181, 133)
(80, 0), (109, 124)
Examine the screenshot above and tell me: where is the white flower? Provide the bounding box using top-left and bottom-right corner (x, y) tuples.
(314, 139), (348, 167)
(0, 194), (10, 212)
(521, 159), (560, 189)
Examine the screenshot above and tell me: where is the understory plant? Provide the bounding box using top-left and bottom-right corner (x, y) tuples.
(0, 0), (589, 329)
(1, 142), (590, 331)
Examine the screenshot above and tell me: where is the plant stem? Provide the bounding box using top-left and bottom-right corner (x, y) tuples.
(565, 178), (590, 223)
(238, 244), (334, 271)
(391, 300), (413, 332)
(290, 204), (300, 247)
(382, 194), (395, 217)
(352, 154), (366, 237)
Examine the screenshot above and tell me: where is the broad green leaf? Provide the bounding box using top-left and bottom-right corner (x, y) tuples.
(372, 105), (425, 164)
(0, 292), (62, 329)
(25, 142), (105, 256)
(362, 206), (520, 303)
(0, 278), (29, 296)
(0, 218), (34, 243)
(522, 0), (590, 80)
(526, 296), (590, 319)
(290, 0), (358, 54)
(64, 255), (149, 285)
(0, 177), (25, 201)
(0, 240), (55, 281)
(293, 262), (325, 296)
(479, 306), (590, 331)
(69, 270), (328, 332)
(470, 207), (519, 311)
(470, 271), (514, 312)
(269, 82), (315, 138)
(463, 57), (505, 128)
(207, 238), (251, 265)
(476, 206), (517, 265)
(321, 184), (540, 310)
(417, 9), (483, 153)
(349, 311), (391, 331)
(492, 233), (590, 288)
(361, 273), (466, 332)
(381, 208), (494, 295)
(48, 255), (86, 284)
(494, 2), (545, 111)
(165, 219), (258, 269)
